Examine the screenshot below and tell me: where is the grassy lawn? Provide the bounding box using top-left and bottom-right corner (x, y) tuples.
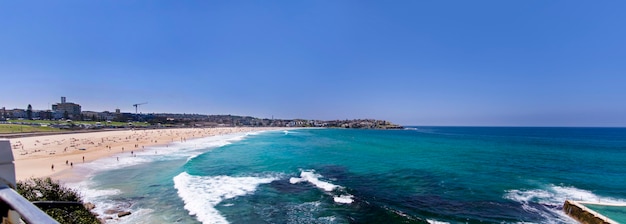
(0, 124), (63, 134)
(1, 119), (152, 134)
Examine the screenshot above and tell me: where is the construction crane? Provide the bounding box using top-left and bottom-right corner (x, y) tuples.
(133, 102), (148, 114)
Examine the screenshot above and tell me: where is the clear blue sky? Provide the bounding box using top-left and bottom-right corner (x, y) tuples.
(1, 1), (625, 126)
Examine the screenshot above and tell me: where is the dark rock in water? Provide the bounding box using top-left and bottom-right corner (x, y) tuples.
(111, 199), (134, 208)
(84, 202), (96, 210)
(316, 165), (349, 180)
(104, 209), (121, 215)
(118, 211), (131, 218)
(269, 179), (310, 193)
(127, 196), (145, 201)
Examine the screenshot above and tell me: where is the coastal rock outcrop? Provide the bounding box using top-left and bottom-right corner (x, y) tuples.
(118, 211), (132, 218)
(104, 209), (119, 215)
(84, 202), (96, 211)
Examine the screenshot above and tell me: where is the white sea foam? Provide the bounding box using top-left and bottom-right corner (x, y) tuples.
(504, 184), (625, 223)
(171, 131), (255, 152)
(505, 184), (626, 206)
(427, 219), (450, 224)
(72, 132), (259, 176)
(67, 180), (135, 222)
(290, 170), (338, 192)
(173, 172), (277, 224)
(333, 195), (354, 204)
(185, 152), (204, 162)
(77, 154), (153, 174)
(282, 130), (300, 135)
(290, 170), (355, 204)
(71, 180), (122, 202)
(103, 208), (154, 224)
(244, 131), (263, 136)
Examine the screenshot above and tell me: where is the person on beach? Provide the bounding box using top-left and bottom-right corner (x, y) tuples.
(70, 162), (73, 167)
(83, 156), (85, 162)
(51, 164), (54, 171)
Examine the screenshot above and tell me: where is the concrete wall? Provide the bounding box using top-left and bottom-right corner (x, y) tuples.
(564, 200), (617, 224)
(0, 139), (16, 188)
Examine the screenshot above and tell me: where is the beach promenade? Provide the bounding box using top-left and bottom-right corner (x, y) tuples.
(7, 127), (282, 181)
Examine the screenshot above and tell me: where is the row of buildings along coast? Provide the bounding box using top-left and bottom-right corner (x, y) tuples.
(2, 97), (120, 121)
(1, 97), (403, 129)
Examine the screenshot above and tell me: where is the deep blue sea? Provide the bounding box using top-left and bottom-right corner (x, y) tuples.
(70, 127), (626, 223)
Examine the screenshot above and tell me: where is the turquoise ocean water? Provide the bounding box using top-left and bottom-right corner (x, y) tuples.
(71, 127), (626, 223)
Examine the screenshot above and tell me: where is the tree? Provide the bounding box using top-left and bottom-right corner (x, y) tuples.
(63, 111), (69, 120)
(26, 104), (33, 120)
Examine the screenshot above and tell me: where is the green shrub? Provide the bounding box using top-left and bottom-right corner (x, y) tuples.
(16, 178), (100, 224)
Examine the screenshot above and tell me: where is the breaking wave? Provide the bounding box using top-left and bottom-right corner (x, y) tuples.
(504, 184), (625, 223)
(290, 170), (355, 204)
(173, 172), (277, 224)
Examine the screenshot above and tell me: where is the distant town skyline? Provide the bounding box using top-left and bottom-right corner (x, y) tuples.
(1, 1), (625, 127)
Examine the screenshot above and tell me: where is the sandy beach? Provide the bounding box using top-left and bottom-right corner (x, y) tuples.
(7, 127), (283, 181)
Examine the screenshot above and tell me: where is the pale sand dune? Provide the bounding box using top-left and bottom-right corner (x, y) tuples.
(9, 127), (284, 181)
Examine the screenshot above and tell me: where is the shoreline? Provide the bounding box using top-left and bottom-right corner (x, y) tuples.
(9, 127), (288, 182)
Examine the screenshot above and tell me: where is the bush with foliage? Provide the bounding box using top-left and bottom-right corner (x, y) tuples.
(16, 177), (100, 224)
